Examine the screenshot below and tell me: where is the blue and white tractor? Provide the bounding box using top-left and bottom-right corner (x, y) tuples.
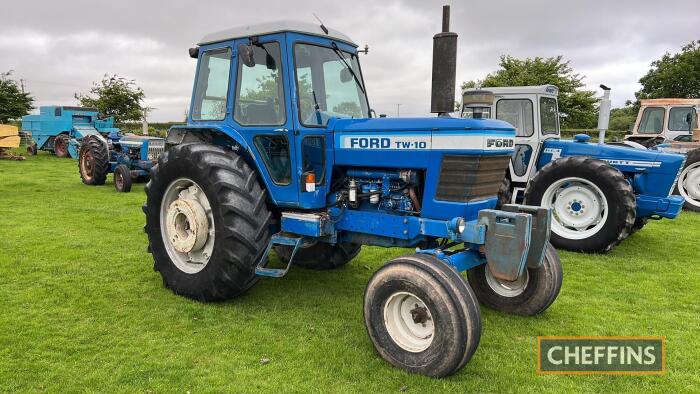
(21, 106), (164, 192)
(624, 98), (700, 212)
(143, 7), (563, 377)
(461, 85), (686, 253)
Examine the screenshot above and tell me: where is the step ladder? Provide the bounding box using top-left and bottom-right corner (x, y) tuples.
(254, 233), (305, 278)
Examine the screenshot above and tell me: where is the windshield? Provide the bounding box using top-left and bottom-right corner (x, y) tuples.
(540, 97), (559, 135)
(294, 43), (369, 126)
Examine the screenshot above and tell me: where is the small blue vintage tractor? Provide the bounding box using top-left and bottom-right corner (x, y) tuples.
(143, 7), (563, 377)
(461, 86), (686, 253)
(21, 106), (164, 192)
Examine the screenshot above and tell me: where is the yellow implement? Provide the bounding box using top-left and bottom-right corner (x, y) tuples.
(0, 125), (21, 148)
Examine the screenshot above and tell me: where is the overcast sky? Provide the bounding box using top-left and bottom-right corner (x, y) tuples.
(2, 0), (698, 121)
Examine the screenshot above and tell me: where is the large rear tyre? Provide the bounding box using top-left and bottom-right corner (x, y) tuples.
(467, 243), (562, 316)
(143, 143), (271, 302)
(275, 242), (360, 270)
(78, 135), (109, 185)
(364, 253), (481, 377)
(54, 134), (69, 158)
(525, 157), (635, 253)
(675, 149), (700, 212)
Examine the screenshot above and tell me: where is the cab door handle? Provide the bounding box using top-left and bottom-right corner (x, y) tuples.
(273, 128), (289, 133)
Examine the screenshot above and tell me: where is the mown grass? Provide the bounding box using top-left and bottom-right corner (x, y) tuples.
(1, 152), (699, 393)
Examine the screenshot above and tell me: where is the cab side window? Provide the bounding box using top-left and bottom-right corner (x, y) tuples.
(668, 107), (696, 131)
(234, 42), (286, 126)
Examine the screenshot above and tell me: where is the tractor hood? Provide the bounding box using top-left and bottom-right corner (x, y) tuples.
(541, 139), (686, 197)
(330, 117), (517, 169)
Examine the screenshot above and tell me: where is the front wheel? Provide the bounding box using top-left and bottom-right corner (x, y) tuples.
(143, 143), (272, 302)
(364, 253), (481, 377)
(114, 164), (132, 192)
(54, 134), (69, 158)
(467, 243), (562, 316)
(675, 149), (700, 212)
(525, 157), (636, 253)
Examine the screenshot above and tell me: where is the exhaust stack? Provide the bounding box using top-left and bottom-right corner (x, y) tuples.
(431, 5), (458, 115)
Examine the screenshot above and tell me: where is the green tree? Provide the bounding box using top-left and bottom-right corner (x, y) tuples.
(636, 40), (700, 100)
(0, 71), (34, 123)
(332, 101), (361, 118)
(608, 101), (638, 131)
(462, 55), (598, 128)
(75, 74), (146, 125)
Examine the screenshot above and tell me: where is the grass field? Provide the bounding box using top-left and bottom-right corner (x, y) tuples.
(1, 151), (699, 393)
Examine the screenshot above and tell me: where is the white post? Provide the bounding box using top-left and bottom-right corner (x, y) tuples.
(597, 85), (611, 144)
(142, 108), (149, 136)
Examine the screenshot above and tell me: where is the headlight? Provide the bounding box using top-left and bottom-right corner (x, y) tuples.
(450, 217), (466, 234)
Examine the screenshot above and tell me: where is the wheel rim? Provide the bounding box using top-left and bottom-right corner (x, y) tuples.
(383, 291), (434, 353)
(160, 178), (215, 274)
(540, 177), (608, 240)
(115, 171), (124, 190)
(80, 152), (94, 179)
(678, 162), (700, 209)
(55, 137), (66, 156)
(485, 267), (529, 297)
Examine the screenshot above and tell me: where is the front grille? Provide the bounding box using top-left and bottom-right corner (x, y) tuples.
(147, 141), (165, 161)
(436, 155), (510, 202)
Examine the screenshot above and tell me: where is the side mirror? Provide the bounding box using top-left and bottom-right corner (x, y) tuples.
(265, 52), (276, 70)
(188, 47), (199, 59)
(239, 44), (256, 68)
(339, 68), (353, 83)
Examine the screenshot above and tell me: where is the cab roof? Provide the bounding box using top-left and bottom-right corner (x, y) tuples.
(463, 85), (559, 96)
(198, 20), (357, 47)
(640, 98), (700, 106)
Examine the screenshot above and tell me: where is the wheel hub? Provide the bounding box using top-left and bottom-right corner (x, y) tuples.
(160, 178), (215, 274)
(384, 292), (434, 353)
(166, 198), (209, 254)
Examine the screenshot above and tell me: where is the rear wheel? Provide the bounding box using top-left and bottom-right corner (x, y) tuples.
(467, 243), (562, 316)
(114, 164), (132, 192)
(275, 242), (360, 270)
(364, 253), (481, 377)
(78, 136), (109, 185)
(54, 134), (69, 157)
(143, 143), (271, 302)
(27, 144), (37, 155)
(675, 149), (700, 212)
(525, 157), (635, 253)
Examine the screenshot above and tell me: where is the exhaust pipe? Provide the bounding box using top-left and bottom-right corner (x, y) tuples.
(431, 5), (458, 115)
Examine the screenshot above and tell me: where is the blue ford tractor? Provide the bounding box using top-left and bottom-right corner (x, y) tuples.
(143, 7), (563, 377)
(461, 86), (686, 253)
(21, 106), (164, 192)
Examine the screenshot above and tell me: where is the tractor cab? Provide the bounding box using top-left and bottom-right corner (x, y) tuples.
(462, 85), (561, 188)
(625, 99), (700, 147)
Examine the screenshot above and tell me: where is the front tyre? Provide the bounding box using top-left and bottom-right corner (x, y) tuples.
(364, 253), (481, 377)
(54, 134), (69, 157)
(143, 143), (271, 302)
(675, 149), (700, 212)
(467, 243), (562, 316)
(114, 164), (132, 192)
(525, 157), (635, 253)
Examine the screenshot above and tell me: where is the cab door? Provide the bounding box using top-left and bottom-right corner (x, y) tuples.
(494, 94), (539, 184)
(230, 34), (300, 207)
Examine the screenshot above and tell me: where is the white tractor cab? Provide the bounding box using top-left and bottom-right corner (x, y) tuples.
(461, 85), (561, 200)
(624, 99), (700, 212)
(625, 99), (700, 147)
(461, 85), (687, 253)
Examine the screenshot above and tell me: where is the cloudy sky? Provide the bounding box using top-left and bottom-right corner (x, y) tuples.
(2, 0), (698, 121)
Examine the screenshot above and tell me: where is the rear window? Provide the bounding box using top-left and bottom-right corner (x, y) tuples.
(192, 48), (232, 121)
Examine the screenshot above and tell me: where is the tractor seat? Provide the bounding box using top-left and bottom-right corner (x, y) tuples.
(245, 102), (279, 125)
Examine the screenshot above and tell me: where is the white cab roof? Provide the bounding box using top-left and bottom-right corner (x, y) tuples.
(463, 85), (559, 96)
(198, 20), (357, 47)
